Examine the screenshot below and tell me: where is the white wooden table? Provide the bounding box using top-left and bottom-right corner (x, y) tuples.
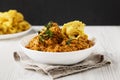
(0, 26), (120, 80)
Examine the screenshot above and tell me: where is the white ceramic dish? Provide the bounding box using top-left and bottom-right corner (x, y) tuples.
(0, 27), (32, 39)
(19, 33), (97, 65)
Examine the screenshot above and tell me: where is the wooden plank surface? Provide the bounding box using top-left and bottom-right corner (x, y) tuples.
(0, 26), (120, 80)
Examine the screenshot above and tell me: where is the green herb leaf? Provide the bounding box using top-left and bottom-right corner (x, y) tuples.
(66, 38), (72, 45)
(44, 21), (53, 29)
(39, 35), (44, 42)
(45, 30), (53, 38)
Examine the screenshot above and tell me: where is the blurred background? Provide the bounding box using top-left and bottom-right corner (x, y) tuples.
(0, 0), (120, 25)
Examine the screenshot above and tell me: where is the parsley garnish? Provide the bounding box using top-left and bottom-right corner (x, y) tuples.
(39, 35), (44, 42)
(45, 29), (53, 38)
(44, 21), (53, 29)
(38, 21), (54, 42)
(66, 38), (72, 45)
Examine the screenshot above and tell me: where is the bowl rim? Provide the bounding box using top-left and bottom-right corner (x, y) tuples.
(19, 33), (96, 55)
(0, 26), (32, 39)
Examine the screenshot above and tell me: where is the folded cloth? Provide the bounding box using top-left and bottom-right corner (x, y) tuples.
(13, 51), (111, 79)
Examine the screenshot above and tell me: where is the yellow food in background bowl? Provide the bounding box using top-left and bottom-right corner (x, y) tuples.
(0, 10), (30, 34)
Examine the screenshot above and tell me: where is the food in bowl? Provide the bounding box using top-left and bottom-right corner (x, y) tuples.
(0, 10), (30, 34)
(20, 20), (96, 64)
(62, 20), (85, 39)
(26, 21), (94, 52)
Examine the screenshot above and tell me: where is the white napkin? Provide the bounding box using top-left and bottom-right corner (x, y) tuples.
(13, 51), (111, 79)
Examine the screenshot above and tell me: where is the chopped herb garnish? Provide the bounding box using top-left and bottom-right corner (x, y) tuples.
(66, 38), (72, 45)
(39, 35), (44, 42)
(39, 21), (54, 42)
(44, 21), (53, 29)
(45, 30), (53, 38)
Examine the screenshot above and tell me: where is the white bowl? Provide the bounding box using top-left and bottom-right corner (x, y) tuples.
(19, 33), (97, 65)
(0, 27), (32, 39)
